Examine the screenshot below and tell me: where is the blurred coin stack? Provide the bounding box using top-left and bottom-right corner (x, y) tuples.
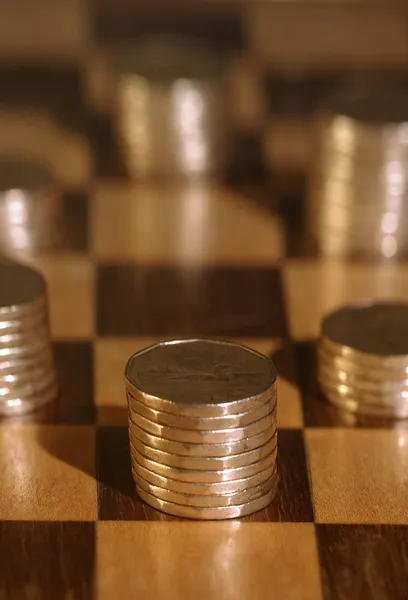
(112, 35), (230, 181)
(0, 260), (58, 416)
(0, 156), (61, 256)
(306, 88), (408, 258)
(318, 301), (408, 418)
(125, 339), (278, 519)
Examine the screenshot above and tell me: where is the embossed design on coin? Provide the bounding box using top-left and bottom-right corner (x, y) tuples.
(125, 339), (276, 405)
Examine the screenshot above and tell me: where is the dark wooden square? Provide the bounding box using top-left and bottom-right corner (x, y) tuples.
(0, 521), (95, 600)
(316, 524), (408, 600)
(96, 265), (288, 337)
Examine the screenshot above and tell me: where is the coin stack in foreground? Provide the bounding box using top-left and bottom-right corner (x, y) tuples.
(124, 339), (278, 519)
(0, 260), (58, 416)
(318, 301), (408, 418)
(306, 88), (408, 259)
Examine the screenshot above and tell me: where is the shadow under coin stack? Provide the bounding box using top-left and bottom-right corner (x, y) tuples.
(0, 260), (58, 416)
(318, 301), (408, 418)
(124, 339), (278, 519)
(306, 89), (408, 258)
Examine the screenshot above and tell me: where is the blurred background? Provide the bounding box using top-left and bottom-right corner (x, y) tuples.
(0, 0), (408, 260)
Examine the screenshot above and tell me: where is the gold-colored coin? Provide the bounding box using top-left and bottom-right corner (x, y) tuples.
(125, 339), (277, 418)
(129, 431), (277, 471)
(130, 441), (277, 484)
(128, 422), (277, 457)
(132, 461), (277, 495)
(136, 479), (278, 519)
(136, 471), (276, 507)
(129, 407), (276, 444)
(127, 389), (276, 431)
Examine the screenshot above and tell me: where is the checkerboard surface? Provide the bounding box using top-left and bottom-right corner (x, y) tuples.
(1, 6), (408, 598)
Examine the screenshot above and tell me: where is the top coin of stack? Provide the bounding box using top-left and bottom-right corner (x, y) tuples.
(0, 260), (58, 416)
(124, 339), (278, 519)
(306, 87), (408, 259)
(318, 301), (408, 418)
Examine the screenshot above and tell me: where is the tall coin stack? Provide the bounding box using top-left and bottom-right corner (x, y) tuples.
(125, 339), (278, 519)
(0, 260), (58, 416)
(306, 88), (408, 258)
(318, 301), (408, 418)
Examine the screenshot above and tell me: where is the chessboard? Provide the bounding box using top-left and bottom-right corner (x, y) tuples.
(1, 4), (408, 600)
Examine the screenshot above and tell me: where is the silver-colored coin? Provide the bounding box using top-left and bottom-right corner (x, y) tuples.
(0, 324), (50, 349)
(318, 345), (408, 381)
(129, 430), (277, 471)
(0, 379), (59, 416)
(0, 336), (51, 359)
(130, 441), (277, 484)
(129, 406), (276, 444)
(132, 461), (277, 496)
(125, 339), (277, 417)
(135, 471), (276, 507)
(0, 350), (54, 375)
(0, 370), (56, 399)
(318, 360), (408, 395)
(127, 389), (276, 431)
(319, 379), (408, 419)
(136, 480), (277, 519)
(129, 422), (277, 457)
(322, 301), (408, 358)
(0, 310), (47, 335)
(320, 335), (408, 370)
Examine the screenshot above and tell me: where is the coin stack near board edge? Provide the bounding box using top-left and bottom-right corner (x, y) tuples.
(318, 301), (408, 418)
(305, 87), (408, 259)
(0, 260), (58, 416)
(124, 339), (278, 519)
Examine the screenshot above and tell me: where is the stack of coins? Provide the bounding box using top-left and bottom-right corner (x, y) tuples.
(0, 260), (58, 416)
(124, 339), (278, 519)
(306, 88), (408, 259)
(113, 35), (229, 181)
(0, 156), (61, 255)
(318, 301), (408, 418)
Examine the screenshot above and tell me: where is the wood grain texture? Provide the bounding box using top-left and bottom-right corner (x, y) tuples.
(96, 265), (287, 337)
(0, 426), (97, 521)
(316, 525), (408, 600)
(97, 522), (322, 600)
(0, 522), (95, 600)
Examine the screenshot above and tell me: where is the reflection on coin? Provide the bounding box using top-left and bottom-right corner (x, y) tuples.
(136, 480), (277, 519)
(125, 339), (277, 417)
(129, 408), (276, 444)
(318, 347), (408, 381)
(132, 460), (277, 495)
(129, 421), (277, 457)
(129, 431), (277, 471)
(318, 362), (408, 395)
(130, 442), (277, 484)
(136, 472), (276, 507)
(127, 390), (276, 430)
(0, 380), (59, 416)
